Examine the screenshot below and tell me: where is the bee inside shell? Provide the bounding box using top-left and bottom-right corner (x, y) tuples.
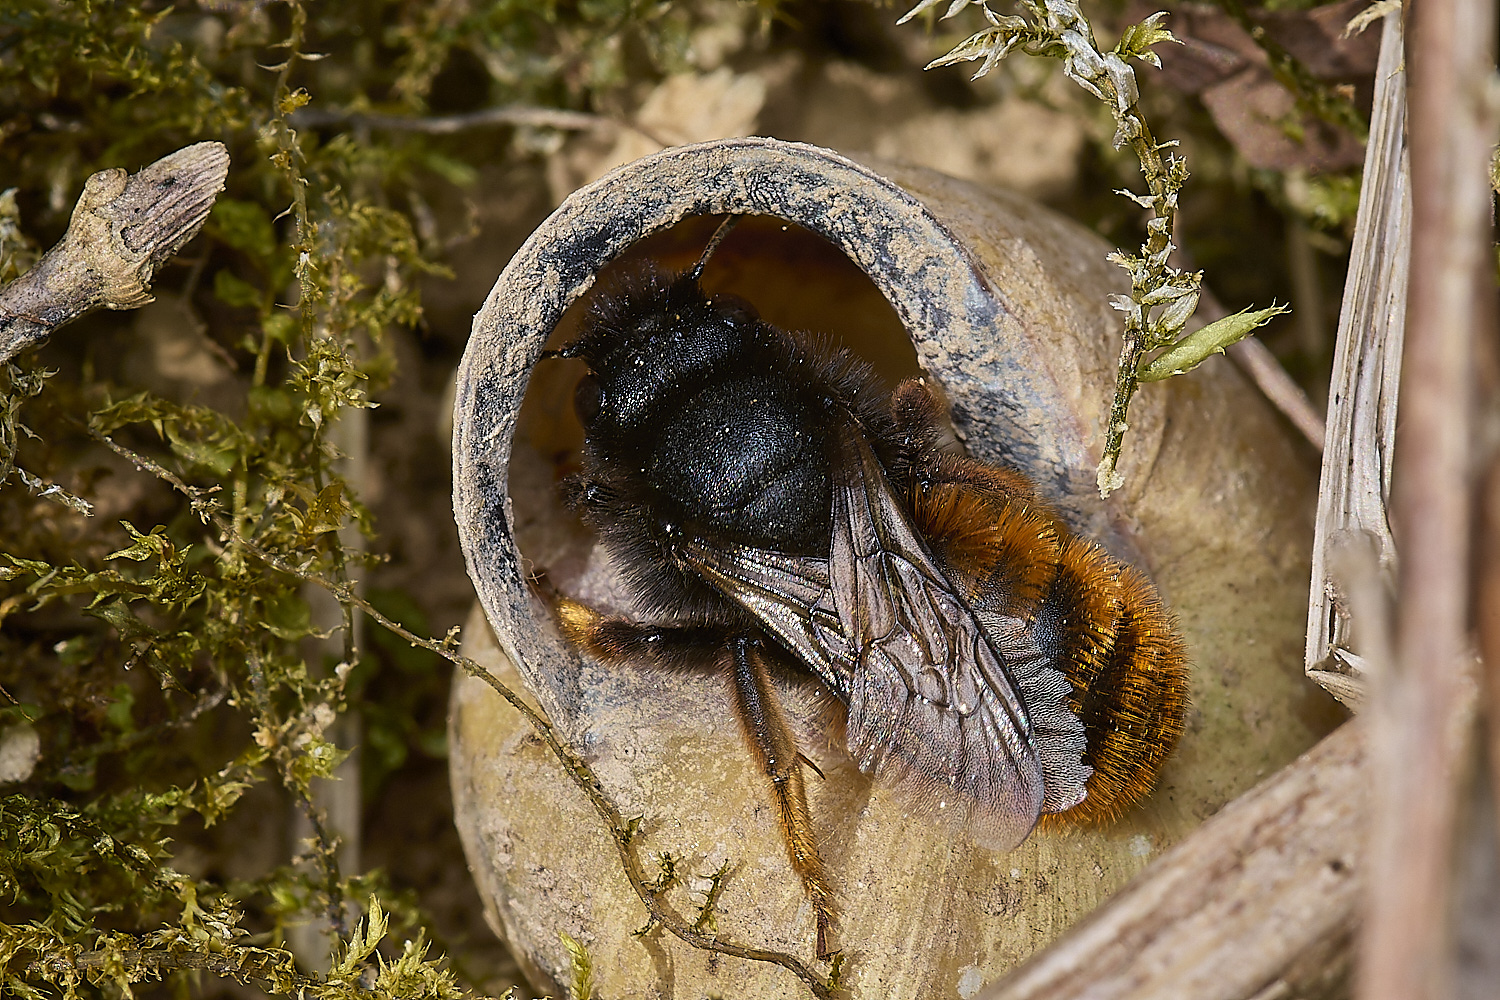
(522, 214), (1189, 961)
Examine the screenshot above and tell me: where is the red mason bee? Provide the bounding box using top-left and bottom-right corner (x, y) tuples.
(541, 217), (1188, 959)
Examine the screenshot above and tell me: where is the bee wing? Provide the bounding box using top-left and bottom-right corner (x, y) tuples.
(676, 541), (861, 698)
(683, 431), (1089, 851)
(827, 432), (1089, 845)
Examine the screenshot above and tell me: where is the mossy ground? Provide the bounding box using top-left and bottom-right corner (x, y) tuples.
(0, 2), (1363, 998)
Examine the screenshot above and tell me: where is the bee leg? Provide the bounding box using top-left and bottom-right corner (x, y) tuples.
(728, 636), (837, 960)
(552, 599), (838, 957)
(888, 378), (1051, 511)
(553, 597), (729, 670)
(885, 378), (948, 484)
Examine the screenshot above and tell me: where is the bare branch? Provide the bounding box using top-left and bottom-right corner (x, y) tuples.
(291, 105), (618, 135)
(977, 721), (1366, 1000)
(1228, 337), (1326, 450)
(1362, 0), (1498, 991)
(0, 143), (230, 363)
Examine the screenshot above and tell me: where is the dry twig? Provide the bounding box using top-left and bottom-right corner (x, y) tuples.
(1361, 0), (1498, 995)
(290, 105), (614, 134)
(1228, 336), (1326, 450)
(0, 143), (229, 363)
(978, 722), (1366, 1000)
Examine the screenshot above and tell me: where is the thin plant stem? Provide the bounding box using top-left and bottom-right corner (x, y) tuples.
(901, 0), (1287, 496)
(89, 427), (838, 1000)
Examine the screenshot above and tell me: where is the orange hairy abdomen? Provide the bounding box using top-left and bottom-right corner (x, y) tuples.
(913, 473), (1190, 827)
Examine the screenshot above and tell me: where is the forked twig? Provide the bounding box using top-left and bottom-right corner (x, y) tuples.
(0, 143), (229, 363)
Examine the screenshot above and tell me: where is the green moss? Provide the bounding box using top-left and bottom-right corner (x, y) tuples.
(0, 1), (718, 997)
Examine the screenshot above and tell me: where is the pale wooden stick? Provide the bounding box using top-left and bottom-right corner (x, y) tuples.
(978, 722), (1366, 1000)
(1481, 460), (1500, 857)
(1227, 325), (1326, 451)
(0, 142), (230, 363)
(1304, 12), (1410, 708)
(1360, 0), (1497, 994)
(290, 105), (611, 134)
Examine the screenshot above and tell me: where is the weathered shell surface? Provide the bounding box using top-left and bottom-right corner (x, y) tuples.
(449, 138), (1339, 999)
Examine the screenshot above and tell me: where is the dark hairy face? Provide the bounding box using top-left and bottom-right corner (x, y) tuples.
(570, 270), (756, 438)
(562, 266), (840, 555)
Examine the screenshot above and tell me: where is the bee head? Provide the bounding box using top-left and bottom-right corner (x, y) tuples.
(544, 217), (760, 436)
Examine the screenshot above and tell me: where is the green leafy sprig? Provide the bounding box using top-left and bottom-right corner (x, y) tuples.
(901, 0), (1287, 496)
(0, 1), (462, 994)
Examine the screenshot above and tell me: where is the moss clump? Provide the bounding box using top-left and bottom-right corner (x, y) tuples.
(0, 2), (717, 997)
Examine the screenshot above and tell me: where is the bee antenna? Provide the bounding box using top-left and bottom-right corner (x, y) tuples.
(688, 215), (740, 283)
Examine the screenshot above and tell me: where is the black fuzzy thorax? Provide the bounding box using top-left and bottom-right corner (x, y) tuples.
(562, 264), (893, 624)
